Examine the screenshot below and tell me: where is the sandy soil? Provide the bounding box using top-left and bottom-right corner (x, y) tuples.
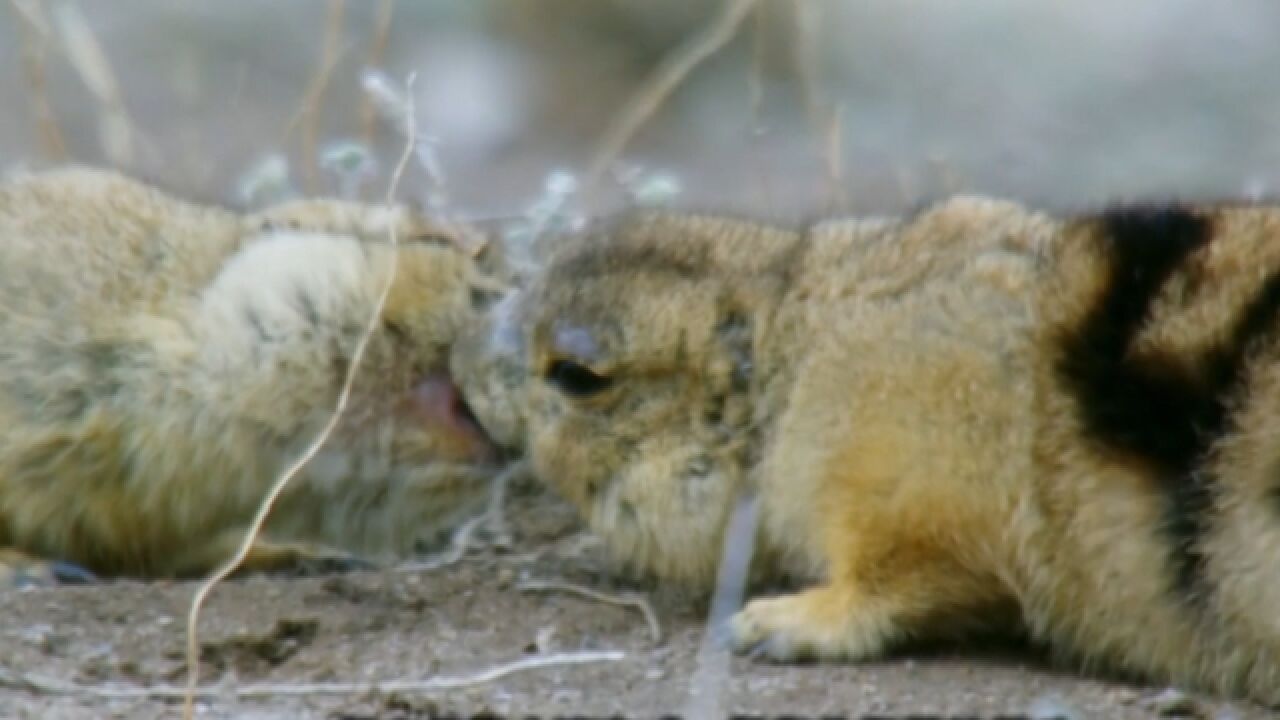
(0, 479), (1269, 720)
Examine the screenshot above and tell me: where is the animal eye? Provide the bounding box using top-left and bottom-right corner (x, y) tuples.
(545, 359), (613, 397)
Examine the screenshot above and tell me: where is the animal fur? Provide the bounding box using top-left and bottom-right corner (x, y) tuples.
(453, 198), (1280, 705)
(0, 167), (501, 580)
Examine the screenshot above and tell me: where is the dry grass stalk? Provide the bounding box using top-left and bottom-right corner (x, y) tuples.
(8, 0), (68, 161)
(789, 0), (848, 212)
(391, 461), (526, 573)
(394, 514), (484, 573)
(180, 72), (421, 720)
(2, 650), (624, 701)
(747, 1), (767, 127)
(790, 0), (825, 135)
(301, 0), (348, 193)
(517, 578), (663, 645)
(584, 0), (758, 206)
(824, 102), (849, 212)
(360, 0), (398, 148)
(50, 1), (135, 167)
(482, 458), (525, 548)
(281, 41), (351, 152)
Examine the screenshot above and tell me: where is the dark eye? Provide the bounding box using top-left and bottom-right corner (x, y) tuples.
(545, 359), (613, 397)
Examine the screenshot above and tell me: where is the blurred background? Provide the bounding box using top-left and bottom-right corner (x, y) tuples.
(3, 0), (1280, 221)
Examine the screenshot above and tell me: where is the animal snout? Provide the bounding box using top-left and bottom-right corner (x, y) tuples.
(408, 372), (499, 465)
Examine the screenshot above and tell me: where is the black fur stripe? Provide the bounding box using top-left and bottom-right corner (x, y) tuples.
(1057, 207), (1212, 468)
(1054, 205), (1280, 600)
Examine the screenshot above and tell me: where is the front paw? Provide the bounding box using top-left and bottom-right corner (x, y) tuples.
(0, 553), (98, 589)
(728, 589), (887, 663)
(729, 594), (828, 661)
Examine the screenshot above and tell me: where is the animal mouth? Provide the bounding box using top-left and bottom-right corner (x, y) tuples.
(450, 390), (495, 452)
(409, 371), (502, 466)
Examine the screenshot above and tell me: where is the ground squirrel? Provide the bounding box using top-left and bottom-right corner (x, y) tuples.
(0, 167), (502, 582)
(453, 199), (1280, 705)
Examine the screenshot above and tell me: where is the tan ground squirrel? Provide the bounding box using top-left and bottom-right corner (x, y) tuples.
(0, 167), (503, 582)
(453, 200), (1280, 705)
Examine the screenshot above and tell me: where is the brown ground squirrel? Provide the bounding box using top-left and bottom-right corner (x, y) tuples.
(452, 200), (1280, 705)
(0, 167), (502, 582)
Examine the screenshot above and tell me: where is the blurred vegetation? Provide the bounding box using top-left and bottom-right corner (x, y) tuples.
(4, 0), (1280, 219)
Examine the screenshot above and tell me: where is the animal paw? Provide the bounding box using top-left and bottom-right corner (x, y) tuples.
(0, 549), (97, 588)
(727, 589), (886, 663)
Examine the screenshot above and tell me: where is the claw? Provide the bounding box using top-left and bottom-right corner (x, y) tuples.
(48, 560), (98, 585)
(6, 559), (98, 588)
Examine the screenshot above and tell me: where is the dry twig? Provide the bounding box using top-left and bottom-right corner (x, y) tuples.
(360, 0), (398, 147)
(390, 461), (526, 573)
(483, 459), (527, 549)
(51, 1), (135, 167)
(361, 68), (449, 205)
(395, 513), (483, 573)
(8, 0), (68, 161)
(518, 578), (663, 645)
(281, 43), (351, 147)
(791, 0), (825, 136)
(746, 0), (767, 128)
(584, 0), (758, 205)
(789, 0), (847, 212)
(181, 73), (421, 720)
(2, 650), (624, 701)
(824, 102), (849, 213)
(300, 0), (347, 193)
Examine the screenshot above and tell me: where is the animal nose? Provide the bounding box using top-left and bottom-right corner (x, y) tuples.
(448, 289), (530, 451)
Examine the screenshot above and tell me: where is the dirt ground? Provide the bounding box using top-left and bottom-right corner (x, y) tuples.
(0, 478), (1269, 720)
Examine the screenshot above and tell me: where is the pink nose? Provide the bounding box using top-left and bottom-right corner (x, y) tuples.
(408, 372), (497, 464)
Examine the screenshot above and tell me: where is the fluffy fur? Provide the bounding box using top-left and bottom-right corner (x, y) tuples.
(453, 199), (1280, 705)
(0, 167), (501, 580)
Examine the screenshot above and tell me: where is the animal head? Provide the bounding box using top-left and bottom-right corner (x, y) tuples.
(214, 200), (510, 552)
(453, 210), (800, 583)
